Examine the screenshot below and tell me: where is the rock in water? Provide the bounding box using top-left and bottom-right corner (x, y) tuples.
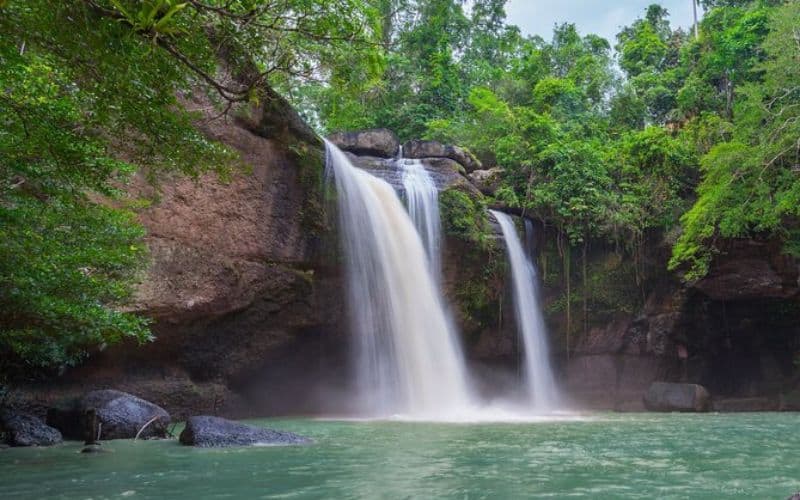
(643, 382), (712, 412)
(179, 416), (311, 447)
(81, 390), (170, 440)
(1, 411), (62, 447)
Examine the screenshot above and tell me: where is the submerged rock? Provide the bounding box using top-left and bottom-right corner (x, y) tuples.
(643, 382), (711, 412)
(328, 129), (400, 158)
(83, 390), (170, 440)
(48, 390), (170, 440)
(1, 411), (62, 447)
(402, 140), (482, 172)
(80, 443), (109, 454)
(179, 416), (311, 447)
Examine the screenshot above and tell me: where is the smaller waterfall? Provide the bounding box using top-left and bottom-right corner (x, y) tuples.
(399, 155), (442, 279)
(491, 210), (560, 411)
(524, 219), (535, 260)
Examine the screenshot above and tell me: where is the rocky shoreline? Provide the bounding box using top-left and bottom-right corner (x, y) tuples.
(1, 389), (310, 448)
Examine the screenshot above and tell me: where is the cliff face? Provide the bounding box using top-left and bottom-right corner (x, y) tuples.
(13, 112), (799, 417)
(14, 124), (514, 419)
(123, 91), (348, 417)
(11, 90), (349, 419)
(128, 116), (799, 414)
(561, 236), (800, 411)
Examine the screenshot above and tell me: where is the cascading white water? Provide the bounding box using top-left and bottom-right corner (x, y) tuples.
(399, 156), (442, 280)
(325, 140), (473, 417)
(524, 219), (535, 260)
(491, 210), (560, 411)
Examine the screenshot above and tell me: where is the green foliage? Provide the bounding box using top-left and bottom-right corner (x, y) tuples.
(608, 126), (696, 242)
(454, 255), (505, 338)
(305, 0), (796, 288)
(0, 197), (150, 375)
(0, 0), (381, 379)
(300, 0), (504, 140)
(438, 188), (492, 248)
(0, 38), (161, 376)
(670, 1), (800, 279)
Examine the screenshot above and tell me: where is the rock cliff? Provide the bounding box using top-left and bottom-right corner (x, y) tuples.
(561, 235), (800, 410)
(9, 89), (347, 419)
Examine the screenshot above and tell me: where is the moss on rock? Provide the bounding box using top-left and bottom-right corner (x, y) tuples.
(438, 185), (507, 344)
(439, 187), (493, 249)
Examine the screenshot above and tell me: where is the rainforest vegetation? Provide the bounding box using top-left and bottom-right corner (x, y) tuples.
(1, 0), (798, 379)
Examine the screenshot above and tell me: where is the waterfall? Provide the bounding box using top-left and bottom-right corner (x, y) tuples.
(524, 219), (535, 260)
(491, 210), (560, 411)
(324, 140), (473, 417)
(399, 156), (441, 280)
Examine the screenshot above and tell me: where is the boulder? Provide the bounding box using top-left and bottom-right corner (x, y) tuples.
(328, 129), (399, 158)
(421, 158), (480, 195)
(402, 140), (482, 172)
(468, 167), (504, 196)
(179, 415), (310, 447)
(643, 382), (711, 412)
(48, 390), (170, 440)
(83, 390), (170, 440)
(1, 411), (62, 447)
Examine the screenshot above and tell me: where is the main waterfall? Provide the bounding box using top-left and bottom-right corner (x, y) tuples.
(491, 210), (560, 411)
(324, 140), (473, 417)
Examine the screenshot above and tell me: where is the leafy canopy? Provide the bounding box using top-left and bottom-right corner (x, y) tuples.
(0, 0), (381, 378)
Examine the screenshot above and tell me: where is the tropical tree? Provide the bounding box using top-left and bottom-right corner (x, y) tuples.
(0, 0), (381, 379)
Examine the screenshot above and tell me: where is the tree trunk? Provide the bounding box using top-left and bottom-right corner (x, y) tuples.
(724, 70), (735, 119)
(582, 239), (588, 337)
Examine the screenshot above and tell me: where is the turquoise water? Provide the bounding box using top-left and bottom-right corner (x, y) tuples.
(1, 413), (798, 499)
